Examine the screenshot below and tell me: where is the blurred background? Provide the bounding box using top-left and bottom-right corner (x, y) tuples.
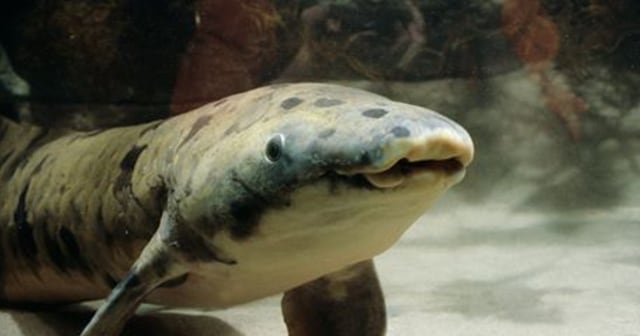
(1, 0), (639, 335)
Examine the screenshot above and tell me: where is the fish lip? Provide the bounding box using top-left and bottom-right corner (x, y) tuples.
(360, 157), (467, 189)
(328, 156), (468, 190)
(333, 131), (474, 189)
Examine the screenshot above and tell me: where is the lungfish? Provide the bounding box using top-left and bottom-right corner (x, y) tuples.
(0, 83), (474, 335)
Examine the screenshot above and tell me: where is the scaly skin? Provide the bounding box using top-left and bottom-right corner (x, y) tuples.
(0, 83), (474, 335)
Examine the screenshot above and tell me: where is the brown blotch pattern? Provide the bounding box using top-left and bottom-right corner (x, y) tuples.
(179, 115), (213, 148)
(32, 155), (49, 175)
(4, 129), (50, 180)
(80, 129), (107, 138)
(138, 120), (163, 137)
(42, 223), (68, 274)
(58, 226), (92, 275)
(13, 185), (38, 261)
(113, 145), (148, 211)
(0, 150), (14, 172)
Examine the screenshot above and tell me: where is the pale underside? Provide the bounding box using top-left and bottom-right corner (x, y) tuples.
(147, 169), (462, 308)
(2, 157), (463, 306)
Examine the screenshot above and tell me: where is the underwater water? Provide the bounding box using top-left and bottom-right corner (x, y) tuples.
(1, 1), (639, 335)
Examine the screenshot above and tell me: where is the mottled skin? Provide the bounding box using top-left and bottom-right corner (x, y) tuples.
(0, 83), (473, 335)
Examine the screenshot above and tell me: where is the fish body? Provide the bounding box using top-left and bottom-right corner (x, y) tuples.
(0, 83), (473, 335)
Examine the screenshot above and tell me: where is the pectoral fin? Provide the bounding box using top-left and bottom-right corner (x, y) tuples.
(282, 259), (386, 336)
(80, 212), (189, 336)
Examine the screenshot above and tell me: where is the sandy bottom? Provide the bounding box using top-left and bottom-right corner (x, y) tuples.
(2, 198), (639, 335)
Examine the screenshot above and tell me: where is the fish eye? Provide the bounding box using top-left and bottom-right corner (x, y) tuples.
(265, 133), (285, 162)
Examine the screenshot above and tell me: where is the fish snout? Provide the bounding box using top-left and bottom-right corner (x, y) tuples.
(342, 113), (474, 189)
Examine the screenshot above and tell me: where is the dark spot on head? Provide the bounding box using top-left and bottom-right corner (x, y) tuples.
(318, 128), (336, 139)
(391, 126), (410, 138)
(160, 273), (189, 288)
(178, 115), (213, 149)
(281, 97), (304, 110)
(362, 108), (388, 119)
(314, 98), (344, 108)
(14, 185), (38, 259)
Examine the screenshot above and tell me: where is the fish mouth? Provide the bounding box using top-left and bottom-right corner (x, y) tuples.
(335, 132), (474, 189)
(361, 157), (465, 188)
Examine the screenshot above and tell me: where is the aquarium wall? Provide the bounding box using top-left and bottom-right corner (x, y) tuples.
(1, 1), (639, 335)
